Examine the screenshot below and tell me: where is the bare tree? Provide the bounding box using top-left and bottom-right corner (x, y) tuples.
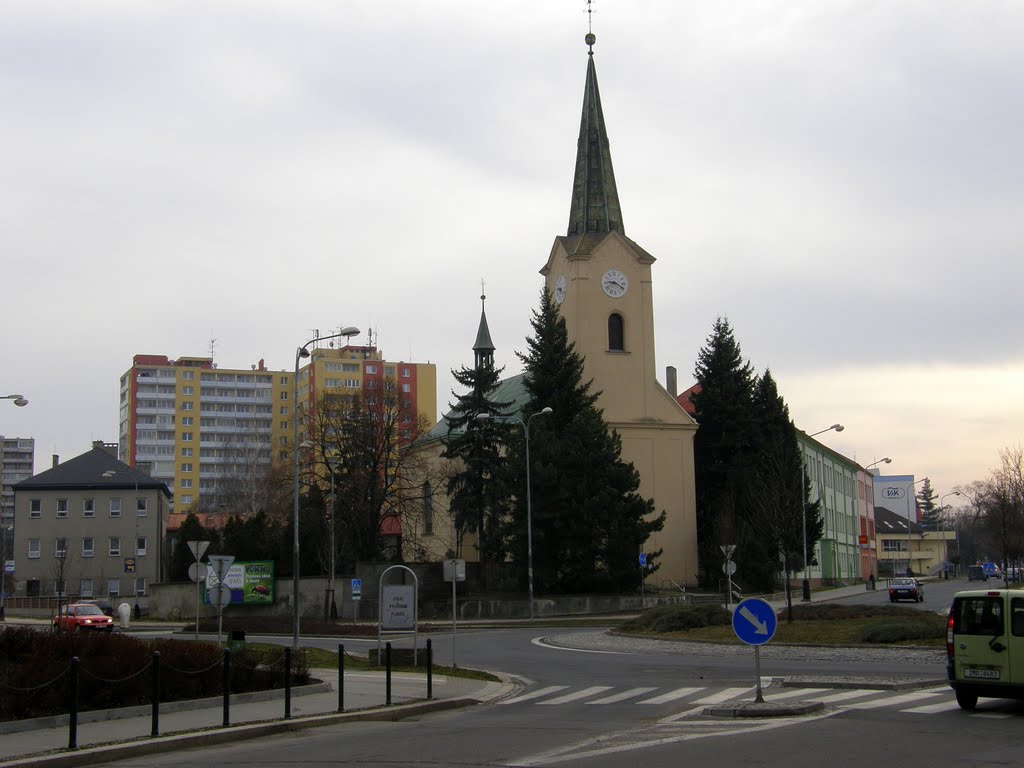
(981, 446), (1024, 580)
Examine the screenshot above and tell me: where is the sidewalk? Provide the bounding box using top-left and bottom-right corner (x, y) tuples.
(0, 666), (510, 768)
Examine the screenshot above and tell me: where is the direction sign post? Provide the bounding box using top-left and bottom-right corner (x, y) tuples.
(732, 597), (778, 703)
(207, 555), (235, 645)
(187, 541), (210, 641)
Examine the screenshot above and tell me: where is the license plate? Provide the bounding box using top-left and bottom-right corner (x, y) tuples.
(964, 667), (1000, 680)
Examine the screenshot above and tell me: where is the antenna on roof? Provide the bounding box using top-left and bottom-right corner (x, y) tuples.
(209, 337), (218, 361)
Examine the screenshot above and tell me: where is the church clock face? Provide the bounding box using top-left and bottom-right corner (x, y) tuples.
(601, 269), (629, 298)
(554, 275), (567, 305)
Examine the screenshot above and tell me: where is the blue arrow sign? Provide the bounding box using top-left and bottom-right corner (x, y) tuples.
(731, 597), (778, 646)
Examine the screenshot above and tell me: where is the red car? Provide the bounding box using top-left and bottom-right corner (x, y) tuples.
(54, 603), (115, 632)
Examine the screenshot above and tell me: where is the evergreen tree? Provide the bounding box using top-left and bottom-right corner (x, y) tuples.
(917, 477), (940, 531)
(691, 317), (758, 587)
(442, 309), (514, 570)
(515, 288), (665, 593)
(748, 370), (822, 610)
(168, 512), (217, 581)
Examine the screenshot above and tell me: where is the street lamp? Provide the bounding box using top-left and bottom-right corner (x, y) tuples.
(292, 326), (360, 649)
(476, 407), (553, 619)
(1, 395), (27, 619)
(1, 395), (28, 407)
(865, 458), (892, 470)
(800, 423), (844, 601)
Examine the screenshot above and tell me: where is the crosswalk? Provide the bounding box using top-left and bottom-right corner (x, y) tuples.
(500, 682), (1016, 717)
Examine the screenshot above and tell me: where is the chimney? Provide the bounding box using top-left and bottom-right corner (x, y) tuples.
(52, 454), (59, 468)
(666, 366), (678, 398)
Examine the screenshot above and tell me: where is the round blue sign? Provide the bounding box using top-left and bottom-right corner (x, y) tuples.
(731, 597), (778, 646)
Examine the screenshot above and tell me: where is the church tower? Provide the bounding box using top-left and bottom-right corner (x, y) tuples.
(539, 33), (700, 587)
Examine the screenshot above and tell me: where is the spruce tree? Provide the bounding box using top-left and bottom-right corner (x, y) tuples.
(443, 299), (514, 572)
(918, 477), (940, 531)
(515, 288), (664, 593)
(691, 317), (758, 587)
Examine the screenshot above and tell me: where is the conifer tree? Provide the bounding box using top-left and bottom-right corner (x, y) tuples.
(514, 288), (664, 593)
(917, 477), (940, 530)
(691, 317), (758, 587)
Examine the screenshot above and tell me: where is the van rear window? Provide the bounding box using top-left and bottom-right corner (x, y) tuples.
(952, 596), (1004, 635)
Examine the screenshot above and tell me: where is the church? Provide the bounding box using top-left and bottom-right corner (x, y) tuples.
(416, 32), (699, 589)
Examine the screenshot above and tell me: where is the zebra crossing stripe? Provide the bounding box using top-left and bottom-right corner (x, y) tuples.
(901, 700), (961, 714)
(691, 687), (752, 705)
(638, 686), (706, 705)
(539, 686), (615, 705)
(586, 687), (658, 704)
(844, 689), (944, 710)
(812, 688), (880, 704)
(499, 685), (570, 705)
(762, 687), (830, 701)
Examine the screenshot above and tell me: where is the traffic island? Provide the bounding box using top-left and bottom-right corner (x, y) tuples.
(703, 700), (825, 718)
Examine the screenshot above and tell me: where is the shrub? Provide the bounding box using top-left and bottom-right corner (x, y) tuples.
(789, 603), (926, 622)
(621, 604), (731, 633)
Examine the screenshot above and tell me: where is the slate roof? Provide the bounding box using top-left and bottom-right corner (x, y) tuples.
(874, 505), (923, 535)
(14, 446), (172, 497)
(422, 373), (530, 443)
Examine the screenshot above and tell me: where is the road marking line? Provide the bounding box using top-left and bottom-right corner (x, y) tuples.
(762, 687), (829, 701)
(901, 700), (961, 714)
(691, 687), (751, 704)
(844, 690), (944, 710)
(499, 685), (570, 705)
(813, 688), (880, 703)
(586, 687), (658, 704)
(539, 686), (614, 705)
(638, 686), (705, 705)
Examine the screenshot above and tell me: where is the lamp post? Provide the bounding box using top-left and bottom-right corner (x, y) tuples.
(1, 395), (27, 619)
(292, 326), (359, 649)
(800, 423), (844, 601)
(476, 407), (552, 620)
(864, 458), (895, 573)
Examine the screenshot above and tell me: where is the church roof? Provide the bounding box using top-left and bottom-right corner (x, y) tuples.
(566, 33), (624, 237)
(422, 373), (529, 442)
(473, 295), (495, 355)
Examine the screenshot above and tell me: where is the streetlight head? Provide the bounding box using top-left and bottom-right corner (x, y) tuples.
(474, 412), (491, 421)
(882, 457), (892, 464)
(340, 326), (360, 338)
(297, 347), (311, 359)
(102, 470), (115, 478)
(540, 407), (554, 415)
(831, 424), (844, 432)
(14, 397), (27, 407)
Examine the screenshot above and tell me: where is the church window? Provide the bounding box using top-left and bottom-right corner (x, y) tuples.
(608, 313), (625, 351)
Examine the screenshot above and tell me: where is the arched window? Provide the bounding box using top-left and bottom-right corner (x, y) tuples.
(608, 313), (625, 351)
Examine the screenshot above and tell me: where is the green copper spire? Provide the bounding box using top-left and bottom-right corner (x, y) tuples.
(567, 33), (624, 237)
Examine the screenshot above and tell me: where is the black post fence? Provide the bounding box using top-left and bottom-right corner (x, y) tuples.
(151, 651), (160, 737)
(68, 656), (79, 750)
(338, 643), (345, 712)
(426, 639), (433, 700)
(385, 642), (392, 706)
(222, 648), (231, 727)
(284, 647), (292, 719)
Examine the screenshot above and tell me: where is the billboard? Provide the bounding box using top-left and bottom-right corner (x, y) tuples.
(873, 474), (917, 520)
(204, 561), (275, 606)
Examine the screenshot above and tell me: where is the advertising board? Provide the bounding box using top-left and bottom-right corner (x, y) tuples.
(204, 561), (275, 605)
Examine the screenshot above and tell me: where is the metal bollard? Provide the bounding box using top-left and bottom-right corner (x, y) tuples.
(385, 642), (392, 706)
(338, 643), (345, 712)
(151, 651), (161, 736)
(223, 648), (231, 727)
(68, 657), (80, 750)
(426, 639), (433, 700)
(284, 647), (292, 719)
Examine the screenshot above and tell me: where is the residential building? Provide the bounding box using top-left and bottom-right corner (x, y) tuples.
(873, 505), (952, 578)
(11, 443), (172, 603)
(1, 436), (34, 562)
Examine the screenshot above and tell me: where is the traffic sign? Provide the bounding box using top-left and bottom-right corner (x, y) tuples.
(720, 544), (736, 558)
(208, 554), (235, 580)
(187, 540), (210, 562)
(351, 578), (362, 600)
(188, 562), (209, 582)
(731, 598), (778, 646)
(3, 560), (14, 575)
(213, 582), (232, 607)
(722, 561), (737, 576)
(639, 552), (647, 567)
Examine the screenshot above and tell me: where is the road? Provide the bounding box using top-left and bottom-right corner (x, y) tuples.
(105, 580), (1003, 767)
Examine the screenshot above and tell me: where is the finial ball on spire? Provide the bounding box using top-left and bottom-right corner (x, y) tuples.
(585, 32), (596, 47)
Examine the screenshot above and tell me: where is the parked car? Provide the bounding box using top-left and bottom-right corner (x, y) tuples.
(888, 577), (924, 602)
(84, 599), (115, 617)
(947, 588), (1024, 709)
(53, 603), (115, 632)
(968, 565), (988, 582)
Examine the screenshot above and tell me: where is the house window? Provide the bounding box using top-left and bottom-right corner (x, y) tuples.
(137, 497), (148, 516)
(180, 494), (193, 505)
(55, 537), (68, 558)
(108, 579), (120, 597)
(182, 401), (194, 411)
(402, 383), (411, 393)
(183, 385), (194, 394)
(181, 463), (192, 472)
(280, 391), (288, 400)
(30, 499), (42, 518)
(109, 537), (121, 556)
(181, 479), (192, 489)
(83, 498), (95, 517)
(182, 447), (193, 457)
(365, 365), (377, 374)
(110, 498), (122, 517)
(402, 368), (410, 378)
(182, 432), (193, 441)
(80, 578), (94, 597)
(182, 416), (193, 426)
(53, 580), (67, 597)
(135, 578), (146, 596)
(608, 313), (625, 351)
(56, 499), (69, 518)
(136, 537), (147, 556)
(28, 538), (40, 559)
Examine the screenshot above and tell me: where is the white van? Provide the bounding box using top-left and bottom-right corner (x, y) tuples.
(947, 588), (1024, 709)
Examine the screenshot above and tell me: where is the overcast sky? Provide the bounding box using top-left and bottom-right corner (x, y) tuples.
(2, 1), (1021, 503)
